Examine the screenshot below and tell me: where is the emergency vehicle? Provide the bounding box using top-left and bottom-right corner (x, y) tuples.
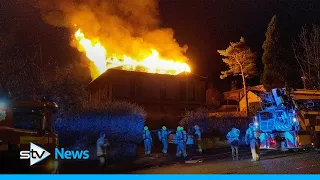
(254, 88), (320, 151)
(0, 96), (59, 173)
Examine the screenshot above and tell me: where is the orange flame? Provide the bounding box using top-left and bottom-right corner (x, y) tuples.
(74, 29), (191, 79)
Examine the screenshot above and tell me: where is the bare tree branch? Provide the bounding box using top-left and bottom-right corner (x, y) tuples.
(293, 24), (320, 89)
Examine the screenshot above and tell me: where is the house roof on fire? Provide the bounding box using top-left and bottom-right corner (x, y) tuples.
(86, 67), (207, 90)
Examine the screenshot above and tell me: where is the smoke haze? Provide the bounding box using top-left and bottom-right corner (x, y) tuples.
(37, 0), (189, 63)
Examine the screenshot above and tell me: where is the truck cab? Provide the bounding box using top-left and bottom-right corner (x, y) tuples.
(0, 98), (59, 173)
(255, 108), (299, 150)
(254, 88), (320, 151)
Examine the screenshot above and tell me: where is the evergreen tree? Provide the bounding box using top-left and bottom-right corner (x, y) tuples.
(261, 15), (286, 90)
(218, 37), (257, 117)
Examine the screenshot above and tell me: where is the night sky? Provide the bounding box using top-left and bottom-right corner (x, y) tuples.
(1, 0), (320, 91)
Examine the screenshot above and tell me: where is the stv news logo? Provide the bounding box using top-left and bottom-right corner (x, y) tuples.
(20, 143), (51, 166)
(20, 143), (90, 166)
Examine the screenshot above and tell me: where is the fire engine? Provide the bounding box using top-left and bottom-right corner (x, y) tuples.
(0, 96), (59, 173)
(254, 88), (320, 151)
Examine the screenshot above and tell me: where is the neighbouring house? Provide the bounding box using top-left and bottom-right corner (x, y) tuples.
(86, 68), (207, 128)
(208, 99), (246, 118)
(217, 100), (240, 112)
(223, 85), (265, 102)
(239, 89), (264, 115)
(210, 85), (266, 117)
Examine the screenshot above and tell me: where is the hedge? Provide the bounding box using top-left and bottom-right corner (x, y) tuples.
(180, 108), (251, 140)
(53, 101), (146, 161)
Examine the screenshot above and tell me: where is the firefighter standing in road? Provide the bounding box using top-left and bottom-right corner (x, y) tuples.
(143, 126), (153, 157)
(158, 126), (171, 156)
(176, 126), (187, 158)
(181, 127), (188, 155)
(226, 128), (240, 160)
(245, 123), (260, 161)
(97, 132), (109, 166)
(194, 125), (202, 153)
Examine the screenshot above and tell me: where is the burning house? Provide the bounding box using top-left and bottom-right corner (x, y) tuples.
(86, 68), (206, 128)
(72, 13), (203, 128)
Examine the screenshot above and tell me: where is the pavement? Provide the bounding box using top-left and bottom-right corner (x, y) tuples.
(133, 150), (320, 174)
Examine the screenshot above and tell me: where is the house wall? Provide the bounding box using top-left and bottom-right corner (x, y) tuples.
(223, 89), (244, 102)
(239, 91), (262, 115)
(87, 70), (206, 128)
(223, 85), (265, 102)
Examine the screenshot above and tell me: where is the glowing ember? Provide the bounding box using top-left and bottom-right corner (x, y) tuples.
(74, 29), (191, 79)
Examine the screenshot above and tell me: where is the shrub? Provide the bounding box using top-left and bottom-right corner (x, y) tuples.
(180, 108), (251, 140)
(53, 100), (146, 161)
(79, 101), (147, 119)
(180, 108), (210, 130)
(207, 117), (251, 140)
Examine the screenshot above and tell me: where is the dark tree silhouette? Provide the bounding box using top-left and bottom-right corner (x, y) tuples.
(261, 15), (287, 90)
(0, 46), (88, 118)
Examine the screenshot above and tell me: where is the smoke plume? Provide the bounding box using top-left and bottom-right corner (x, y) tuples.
(37, 0), (188, 63)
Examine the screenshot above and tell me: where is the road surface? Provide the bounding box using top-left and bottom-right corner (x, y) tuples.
(58, 146), (251, 174)
(133, 151), (320, 174)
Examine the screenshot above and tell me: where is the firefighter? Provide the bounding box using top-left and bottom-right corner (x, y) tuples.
(176, 126), (187, 158)
(226, 128), (240, 160)
(181, 127), (188, 155)
(143, 126), (153, 157)
(97, 132), (109, 167)
(158, 126), (171, 156)
(245, 123), (260, 161)
(194, 125), (202, 153)
(186, 128), (195, 153)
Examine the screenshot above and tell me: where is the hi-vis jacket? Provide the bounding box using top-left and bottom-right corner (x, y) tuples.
(226, 128), (240, 143)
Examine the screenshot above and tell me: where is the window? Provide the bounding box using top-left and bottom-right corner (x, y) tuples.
(98, 88), (101, 103)
(130, 80), (135, 97)
(196, 87), (200, 101)
(179, 81), (186, 101)
(136, 79), (143, 96)
(188, 83), (196, 101)
(160, 82), (166, 100)
(92, 90), (99, 103)
(13, 107), (42, 131)
(103, 85), (108, 100)
(108, 84), (113, 99)
(100, 84), (111, 101)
